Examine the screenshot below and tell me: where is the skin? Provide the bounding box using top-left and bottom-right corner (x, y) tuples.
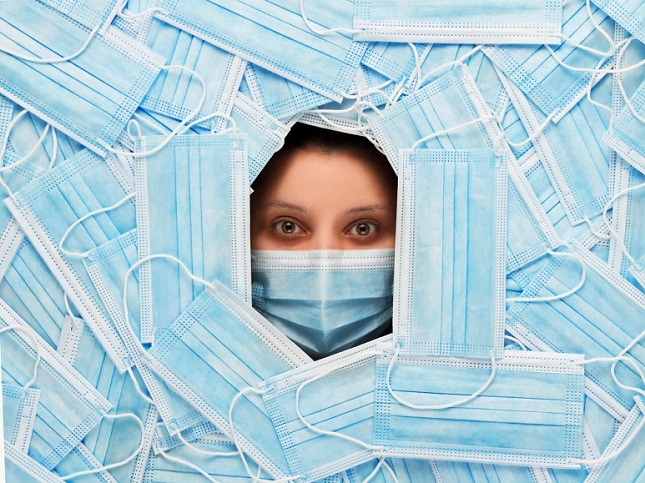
(251, 148), (397, 250)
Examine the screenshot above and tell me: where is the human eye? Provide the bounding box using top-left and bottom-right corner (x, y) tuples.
(272, 218), (306, 237)
(346, 220), (379, 239)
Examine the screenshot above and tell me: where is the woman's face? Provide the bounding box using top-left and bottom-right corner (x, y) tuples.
(251, 148), (397, 250)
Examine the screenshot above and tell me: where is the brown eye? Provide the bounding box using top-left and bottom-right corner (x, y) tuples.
(356, 222), (371, 236)
(349, 221), (378, 237)
(274, 219), (304, 236)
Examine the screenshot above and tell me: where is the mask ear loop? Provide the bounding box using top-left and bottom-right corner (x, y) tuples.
(553, 0), (616, 57)
(116, 0), (166, 21)
(615, 37), (645, 124)
(59, 411), (146, 480)
(228, 386), (301, 483)
(299, 0), (360, 36)
(156, 446), (222, 483)
(48, 127), (58, 170)
(362, 458), (400, 483)
(608, 328), (645, 399)
(386, 348), (497, 410)
(506, 248), (587, 303)
(409, 113), (498, 152)
(294, 350), (386, 451)
(414, 45), (483, 91)
(98, 65), (208, 157)
(58, 192), (136, 259)
(504, 334), (528, 350)
(173, 429), (239, 458)
(0, 324), (41, 391)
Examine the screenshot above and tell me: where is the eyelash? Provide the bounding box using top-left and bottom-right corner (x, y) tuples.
(270, 218), (380, 239)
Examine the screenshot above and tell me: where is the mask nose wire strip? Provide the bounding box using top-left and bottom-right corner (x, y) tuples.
(0, 325), (41, 391)
(294, 350), (386, 451)
(505, 249), (587, 303)
(386, 348), (497, 410)
(59, 412), (146, 480)
(58, 192), (136, 259)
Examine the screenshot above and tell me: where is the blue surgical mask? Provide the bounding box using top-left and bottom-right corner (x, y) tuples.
(153, 0), (367, 102)
(362, 43), (429, 85)
(134, 132), (250, 343)
(395, 149), (507, 359)
(5, 149), (135, 373)
(142, 18), (246, 132)
(258, 340), (387, 482)
(352, 0), (563, 44)
(251, 249), (395, 360)
(0, 300), (111, 470)
(604, 78), (645, 175)
(2, 383), (40, 454)
(375, 348), (585, 467)
(506, 241), (645, 419)
(52, 442), (115, 482)
(145, 281), (311, 480)
(432, 460), (547, 482)
(36, 0), (121, 32)
(593, 0), (645, 43)
(4, 442), (66, 483)
(483, 1), (614, 121)
(0, 2), (164, 156)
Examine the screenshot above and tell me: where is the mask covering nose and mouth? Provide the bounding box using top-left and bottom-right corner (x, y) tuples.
(251, 249), (395, 359)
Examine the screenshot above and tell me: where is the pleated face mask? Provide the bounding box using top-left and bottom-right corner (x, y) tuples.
(251, 249), (395, 359)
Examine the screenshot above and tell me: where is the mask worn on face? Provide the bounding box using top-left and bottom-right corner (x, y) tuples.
(251, 249), (395, 359)
(352, 0), (563, 44)
(0, 1), (164, 156)
(395, 149), (507, 359)
(152, 0), (367, 102)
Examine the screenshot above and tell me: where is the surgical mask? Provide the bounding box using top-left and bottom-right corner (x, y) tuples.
(0, 300), (111, 470)
(36, 0), (121, 32)
(362, 43), (429, 85)
(0, 238), (68, 349)
(368, 64), (497, 173)
(83, 231), (211, 436)
(142, 18), (246, 132)
(230, 93), (289, 184)
(501, 68), (612, 226)
(395, 148), (507, 359)
(593, 0), (645, 43)
(4, 442), (66, 483)
(258, 340), (386, 482)
(145, 279), (311, 479)
(0, 2), (164, 156)
(251, 249), (395, 359)
(352, 0), (563, 44)
(483, 1), (614, 121)
(153, 0), (367, 102)
(370, 458), (439, 483)
(375, 348), (585, 468)
(52, 442), (115, 482)
(603, 78), (645, 175)
(5, 149), (135, 373)
(432, 460), (545, 482)
(244, 63), (330, 121)
(134, 132), (250, 343)
(2, 383), (40, 454)
(585, 397), (645, 482)
(506, 241), (645, 419)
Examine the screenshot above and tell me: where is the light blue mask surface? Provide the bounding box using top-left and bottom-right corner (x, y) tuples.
(251, 249), (394, 359)
(0, 300), (111, 470)
(395, 149), (507, 359)
(5, 149), (136, 373)
(506, 242), (645, 419)
(142, 18), (246, 131)
(375, 349), (584, 468)
(153, 0), (367, 102)
(51, 442), (115, 483)
(362, 43), (429, 86)
(593, 0), (645, 44)
(145, 281), (311, 479)
(2, 383), (40, 454)
(135, 132), (250, 343)
(433, 460), (547, 483)
(36, 0), (121, 32)
(0, 2), (164, 156)
(4, 442), (65, 483)
(353, 0), (563, 44)
(259, 341), (385, 482)
(483, 1), (614, 121)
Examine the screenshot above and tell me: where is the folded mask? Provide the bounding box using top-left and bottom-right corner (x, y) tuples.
(251, 249), (395, 359)
(352, 0), (563, 44)
(51, 442), (115, 482)
(2, 383), (40, 454)
(395, 149), (507, 359)
(362, 43), (429, 85)
(432, 460), (547, 482)
(35, 0), (121, 32)
(593, 0), (645, 44)
(4, 442), (66, 483)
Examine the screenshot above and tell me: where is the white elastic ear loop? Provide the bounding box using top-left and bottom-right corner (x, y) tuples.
(583, 216), (611, 241)
(410, 114), (497, 152)
(415, 45), (482, 90)
(504, 334), (528, 350)
(228, 386), (301, 483)
(503, 109), (558, 149)
(601, 182), (645, 269)
(98, 64), (208, 157)
(58, 192), (136, 259)
(615, 38), (645, 124)
(506, 249), (587, 303)
(408, 43), (423, 90)
(554, 0), (616, 57)
(294, 350), (385, 451)
(0, 24), (101, 64)
(386, 348), (497, 410)
(0, 109), (29, 162)
(568, 412), (645, 466)
(117, 0), (165, 21)
(609, 328), (645, 398)
(362, 458), (399, 483)
(0, 325), (41, 391)
(59, 411), (145, 480)
(48, 127), (58, 169)
(132, 112), (167, 136)
(544, 38), (645, 75)
(157, 446), (222, 483)
(174, 429), (238, 458)
(299, 0), (359, 36)
(573, 355), (645, 398)
(0, 124), (51, 197)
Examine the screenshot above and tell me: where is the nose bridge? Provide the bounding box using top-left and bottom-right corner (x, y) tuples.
(310, 220), (341, 250)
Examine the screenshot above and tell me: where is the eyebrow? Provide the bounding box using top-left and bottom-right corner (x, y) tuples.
(263, 200), (309, 214)
(343, 204), (394, 216)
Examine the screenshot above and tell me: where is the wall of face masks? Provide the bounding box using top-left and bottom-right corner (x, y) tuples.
(0, 0), (644, 482)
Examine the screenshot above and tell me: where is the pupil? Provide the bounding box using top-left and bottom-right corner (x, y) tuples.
(357, 223), (369, 235)
(282, 222), (294, 233)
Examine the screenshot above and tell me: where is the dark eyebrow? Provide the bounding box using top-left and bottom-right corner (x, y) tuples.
(263, 200), (309, 214)
(343, 204), (394, 216)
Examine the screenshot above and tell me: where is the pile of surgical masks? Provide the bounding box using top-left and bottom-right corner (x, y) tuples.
(0, 0), (644, 481)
